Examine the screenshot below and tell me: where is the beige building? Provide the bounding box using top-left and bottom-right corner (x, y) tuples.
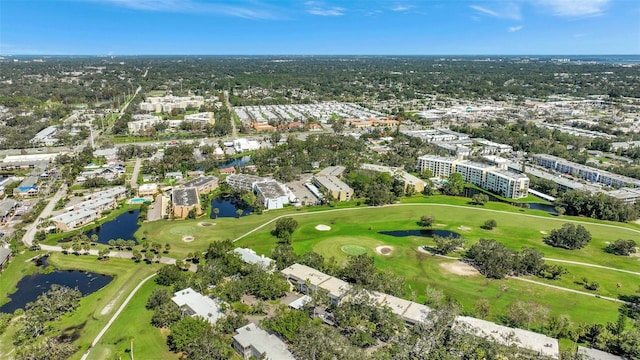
(171, 187), (201, 219)
(183, 176), (219, 195)
(313, 166), (353, 202)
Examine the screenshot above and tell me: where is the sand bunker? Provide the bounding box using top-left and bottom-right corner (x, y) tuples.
(540, 230), (548, 234)
(375, 246), (394, 256)
(315, 224), (331, 231)
(182, 235), (195, 242)
(439, 262), (480, 276)
(457, 226), (472, 231)
(198, 222), (215, 227)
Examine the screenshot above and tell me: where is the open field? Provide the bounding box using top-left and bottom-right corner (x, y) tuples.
(234, 203), (639, 327)
(86, 280), (179, 360)
(0, 253), (162, 359)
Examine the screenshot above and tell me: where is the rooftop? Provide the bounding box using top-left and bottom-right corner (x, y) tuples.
(254, 181), (287, 199)
(172, 288), (225, 324)
(318, 165), (346, 177)
(172, 187), (199, 207)
(233, 323), (295, 360)
(50, 208), (98, 225)
(184, 175), (219, 188)
(233, 247), (275, 270)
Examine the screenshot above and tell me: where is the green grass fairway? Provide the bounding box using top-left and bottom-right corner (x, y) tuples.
(87, 280), (179, 360)
(0, 253), (162, 360)
(340, 244), (368, 256)
(235, 203), (639, 327)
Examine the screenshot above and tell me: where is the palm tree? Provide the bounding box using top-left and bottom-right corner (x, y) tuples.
(213, 208), (220, 219)
(236, 209), (243, 218)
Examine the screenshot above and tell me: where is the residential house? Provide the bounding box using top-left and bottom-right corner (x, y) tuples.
(232, 323), (295, 360)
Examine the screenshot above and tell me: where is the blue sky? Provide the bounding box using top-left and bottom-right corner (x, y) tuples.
(1, 0), (639, 55)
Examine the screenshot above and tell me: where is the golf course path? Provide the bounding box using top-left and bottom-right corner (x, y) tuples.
(511, 277), (630, 304)
(80, 273), (157, 360)
(542, 258), (640, 276)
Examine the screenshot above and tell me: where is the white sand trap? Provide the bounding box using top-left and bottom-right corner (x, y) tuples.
(376, 246), (394, 256)
(440, 262), (480, 276)
(315, 224), (331, 231)
(182, 235), (195, 242)
(540, 230), (548, 234)
(457, 226), (472, 231)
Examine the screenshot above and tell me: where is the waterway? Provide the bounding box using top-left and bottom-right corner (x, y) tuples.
(0, 257), (112, 314)
(378, 229), (461, 238)
(61, 209), (141, 245)
(210, 195), (253, 218)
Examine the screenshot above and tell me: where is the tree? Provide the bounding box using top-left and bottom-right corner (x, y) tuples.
(442, 173), (464, 196)
(164, 243), (171, 254)
(544, 223), (592, 250)
(212, 208), (220, 219)
(147, 288), (173, 309)
(417, 215), (435, 228)
(471, 193), (489, 205)
(432, 235), (465, 255)
(235, 209), (243, 218)
(605, 239), (637, 256)
(481, 219), (497, 230)
(465, 239), (515, 279)
(150, 302), (181, 328)
(554, 206), (566, 216)
(272, 217), (298, 242)
(98, 248), (110, 260)
(132, 249), (142, 262)
(168, 317), (212, 352)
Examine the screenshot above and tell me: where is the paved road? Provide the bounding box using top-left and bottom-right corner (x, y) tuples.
(80, 273), (157, 360)
(22, 183), (67, 247)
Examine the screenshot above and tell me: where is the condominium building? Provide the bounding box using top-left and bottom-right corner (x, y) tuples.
(531, 154), (640, 188)
(171, 187), (201, 219)
(312, 170), (353, 202)
(416, 155), (529, 199)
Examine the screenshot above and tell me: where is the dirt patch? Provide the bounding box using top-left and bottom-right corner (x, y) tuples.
(198, 222), (215, 227)
(182, 235), (195, 242)
(100, 290), (124, 315)
(439, 262), (480, 277)
(375, 246), (394, 255)
(315, 224), (331, 231)
(434, 223), (447, 227)
(457, 226), (472, 231)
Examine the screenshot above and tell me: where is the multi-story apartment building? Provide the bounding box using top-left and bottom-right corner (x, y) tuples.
(531, 154), (640, 188)
(416, 155), (529, 199)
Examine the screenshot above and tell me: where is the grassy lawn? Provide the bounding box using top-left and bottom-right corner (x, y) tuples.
(87, 280), (179, 360)
(234, 203), (639, 327)
(0, 253), (162, 359)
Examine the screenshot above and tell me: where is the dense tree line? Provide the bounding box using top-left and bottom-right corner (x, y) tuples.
(555, 190), (640, 222)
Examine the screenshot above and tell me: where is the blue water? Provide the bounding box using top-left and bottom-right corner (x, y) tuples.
(378, 230), (461, 238)
(130, 197), (151, 204)
(0, 258), (112, 314)
(210, 195), (252, 218)
(217, 155), (251, 169)
(82, 210), (140, 244)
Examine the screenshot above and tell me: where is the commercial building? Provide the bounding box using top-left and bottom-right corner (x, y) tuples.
(531, 154), (640, 188)
(416, 155), (529, 199)
(183, 175), (219, 195)
(313, 166), (353, 202)
(232, 323), (295, 360)
(171, 187), (201, 218)
(171, 288), (226, 325)
(50, 208), (98, 231)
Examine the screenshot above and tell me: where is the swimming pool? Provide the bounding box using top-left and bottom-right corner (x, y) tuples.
(128, 197), (152, 204)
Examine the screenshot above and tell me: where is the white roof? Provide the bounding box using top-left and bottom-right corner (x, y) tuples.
(171, 288), (225, 324)
(456, 316), (559, 359)
(233, 247), (275, 270)
(287, 295), (312, 310)
(233, 323), (295, 360)
(50, 208), (98, 225)
(577, 346), (626, 360)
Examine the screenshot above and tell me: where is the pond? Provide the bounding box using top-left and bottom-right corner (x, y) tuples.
(463, 187), (556, 214)
(0, 257), (112, 314)
(378, 230), (461, 238)
(218, 155), (251, 168)
(210, 195), (253, 218)
(523, 202), (557, 214)
(63, 209), (140, 245)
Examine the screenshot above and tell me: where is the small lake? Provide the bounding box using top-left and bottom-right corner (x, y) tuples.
(463, 187), (556, 214)
(218, 155), (251, 169)
(210, 195), (253, 218)
(523, 203), (557, 214)
(379, 230), (461, 238)
(0, 258), (112, 314)
(66, 209), (140, 244)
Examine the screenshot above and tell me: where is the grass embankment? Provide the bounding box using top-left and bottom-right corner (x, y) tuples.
(86, 280), (178, 360)
(234, 203), (639, 326)
(0, 253), (162, 359)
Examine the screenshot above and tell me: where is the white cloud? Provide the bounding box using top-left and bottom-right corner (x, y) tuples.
(392, 5), (413, 12)
(470, 3), (521, 20)
(508, 25), (524, 32)
(305, 1), (345, 16)
(531, 0), (610, 17)
(89, 0), (279, 19)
